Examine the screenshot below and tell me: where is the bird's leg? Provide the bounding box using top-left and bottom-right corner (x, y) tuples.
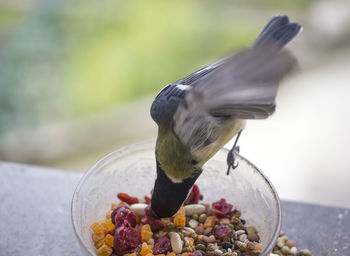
(226, 130), (243, 175)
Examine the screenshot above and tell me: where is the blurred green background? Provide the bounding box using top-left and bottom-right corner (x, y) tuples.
(0, 0), (304, 132)
(1, 0), (350, 207)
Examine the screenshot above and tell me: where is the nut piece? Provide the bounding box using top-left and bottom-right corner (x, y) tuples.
(130, 203), (148, 217)
(290, 247), (298, 255)
(184, 204), (206, 216)
(219, 218), (230, 225)
(169, 232), (183, 254)
(195, 226), (204, 235)
(285, 240), (296, 248)
(188, 219), (199, 229)
(247, 233), (260, 242)
(299, 249), (311, 256)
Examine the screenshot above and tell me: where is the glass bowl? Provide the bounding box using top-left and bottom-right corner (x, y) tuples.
(71, 140), (281, 256)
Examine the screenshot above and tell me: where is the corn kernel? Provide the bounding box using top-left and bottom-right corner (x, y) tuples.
(124, 253), (137, 256)
(203, 216), (216, 228)
(94, 239), (104, 249)
(140, 242), (153, 256)
(117, 201), (125, 207)
(141, 224), (153, 242)
(98, 244), (113, 256)
(102, 219), (115, 231)
(104, 234), (114, 247)
(106, 210), (113, 219)
(90, 221), (105, 235)
(92, 232), (104, 244)
(173, 206), (186, 227)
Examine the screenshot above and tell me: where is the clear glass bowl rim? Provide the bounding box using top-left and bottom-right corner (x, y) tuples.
(71, 139), (282, 256)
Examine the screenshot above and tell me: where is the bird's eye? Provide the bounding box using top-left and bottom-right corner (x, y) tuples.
(191, 160), (198, 165)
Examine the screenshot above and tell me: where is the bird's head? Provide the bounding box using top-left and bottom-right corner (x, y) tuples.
(151, 159), (201, 217)
(150, 131), (202, 217)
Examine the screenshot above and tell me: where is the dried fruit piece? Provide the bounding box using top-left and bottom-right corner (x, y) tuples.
(145, 204), (158, 217)
(145, 196), (152, 204)
(114, 220), (142, 256)
(102, 219), (115, 232)
(98, 244), (113, 256)
(111, 203), (119, 210)
(214, 225), (231, 239)
(106, 210), (113, 220)
(141, 216), (165, 232)
(124, 253), (137, 256)
(247, 233), (260, 242)
(153, 236), (171, 255)
(104, 234), (114, 247)
(111, 206), (127, 224)
(186, 237), (194, 248)
(117, 193), (139, 205)
(92, 232), (105, 249)
(173, 206), (186, 227)
(90, 221), (106, 235)
(203, 216), (216, 228)
(105, 229), (115, 237)
(254, 245), (262, 251)
(114, 208), (137, 228)
(140, 242), (153, 256)
(184, 185), (200, 205)
(141, 224), (153, 242)
(212, 199), (232, 217)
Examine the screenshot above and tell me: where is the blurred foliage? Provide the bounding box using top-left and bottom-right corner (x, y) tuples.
(0, 0), (311, 135)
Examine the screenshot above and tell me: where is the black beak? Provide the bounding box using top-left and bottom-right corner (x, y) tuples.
(151, 161), (202, 218)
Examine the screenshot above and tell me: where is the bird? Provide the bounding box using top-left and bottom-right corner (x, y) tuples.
(150, 15), (302, 218)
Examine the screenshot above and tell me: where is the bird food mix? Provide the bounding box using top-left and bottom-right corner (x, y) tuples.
(89, 185), (311, 256)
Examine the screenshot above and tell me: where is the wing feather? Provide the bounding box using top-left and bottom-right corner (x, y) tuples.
(173, 45), (297, 152)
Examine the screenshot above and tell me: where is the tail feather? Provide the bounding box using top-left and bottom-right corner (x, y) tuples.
(252, 15), (302, 49)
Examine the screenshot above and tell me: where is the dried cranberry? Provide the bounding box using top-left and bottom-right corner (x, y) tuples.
(152, 236), (171, 254)
(144, 204), (158, 217)
(144, 196), (152, 205)
(141, 216), (165, 232)
(105, 229), (116, 237)
(214, 225), (231, 239)
(111, 206), (128, 224)
(114, 208), (136, 228)
(117, 193), (139, 205)
(212, 199), (233, 218)
(114, 221), (141, 256)
(184, 184), (200, 205)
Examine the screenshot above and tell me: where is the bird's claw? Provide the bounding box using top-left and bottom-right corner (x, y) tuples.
(226, 145), (240, 175)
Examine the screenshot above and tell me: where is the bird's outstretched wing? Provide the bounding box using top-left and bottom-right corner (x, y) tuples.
(172, 46), (297, 153)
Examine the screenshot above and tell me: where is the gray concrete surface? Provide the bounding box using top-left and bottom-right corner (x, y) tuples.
(0, 162), (349, 255)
